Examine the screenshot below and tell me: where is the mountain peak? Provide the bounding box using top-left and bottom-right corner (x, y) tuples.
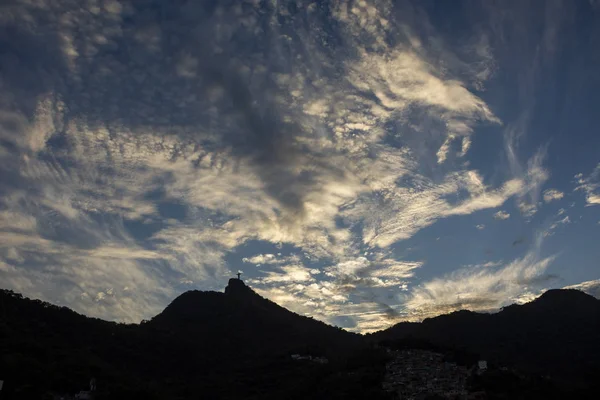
(224, 278), (250, 296)
(150, 280), (266, 325)
(530, 288), (599, 311)
(538, 288), (593, 301)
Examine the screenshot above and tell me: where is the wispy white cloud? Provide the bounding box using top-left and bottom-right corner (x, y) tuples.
(248, 253), (420, 332)
(348, 174), (530, 248)
(564, 279), (600, 298)
(0, 0), (567, 331)
(343, 49), (499, 166)
(242, 253), (299, 266)
(543, 188), (564, 203)
(574, 164), (600, 205)
(543, 215), (571, 237)
(504, 123), (550, 218)
(494, 210), (511, 220)
(258, 265), (317, 284)
(323, 256), (422, 288)
(86, 245), (166, 260)
(403, 234), (555, 320)
(0, 237), (175, 323)
(519, 150), (549, 217)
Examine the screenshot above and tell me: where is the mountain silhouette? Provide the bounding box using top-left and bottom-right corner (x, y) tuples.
(146, 279), (364, 366)
(2, 284), (600, 398)
(0, 280), (386, 400)
(371, 289), (600, 389)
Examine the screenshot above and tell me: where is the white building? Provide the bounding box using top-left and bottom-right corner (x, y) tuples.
(477, 360), (488, 371)
(75, 390), (93, 399)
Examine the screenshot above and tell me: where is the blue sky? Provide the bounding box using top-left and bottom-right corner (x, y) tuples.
(0, 0), (599, 332)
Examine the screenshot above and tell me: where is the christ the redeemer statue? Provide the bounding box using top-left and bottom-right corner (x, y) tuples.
(237, 272), (242, 280)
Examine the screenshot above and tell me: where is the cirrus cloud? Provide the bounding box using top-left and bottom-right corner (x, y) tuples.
(0, 0), (569, 331)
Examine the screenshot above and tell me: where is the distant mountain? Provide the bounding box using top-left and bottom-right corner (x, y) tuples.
(0, 279), (388, 400)
(371, 289), (600, 389)
(3, 283), (600, 399)
(146, 278), (363, 367)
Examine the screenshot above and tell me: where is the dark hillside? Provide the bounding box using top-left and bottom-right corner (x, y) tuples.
(0, 280), (388, 399)
(371, 289), (600, 390)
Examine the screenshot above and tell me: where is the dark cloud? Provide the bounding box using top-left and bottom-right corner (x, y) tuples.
(512, 237), (525, 247)
(376, 300), (401, 321)
(0, 0), (355, 220)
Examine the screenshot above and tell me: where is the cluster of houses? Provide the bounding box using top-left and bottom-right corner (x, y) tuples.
(0, 378), (96, 400)
(382, 349), (487, 399)
(290, 354), (329, 364)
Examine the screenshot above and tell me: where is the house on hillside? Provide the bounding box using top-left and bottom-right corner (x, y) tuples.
(74, 377), (97, 399)
(291, 354), (329, 364)
(291, 354), (311, 360)
(75, 390), (93, 399)
(477, 360), (488, 375)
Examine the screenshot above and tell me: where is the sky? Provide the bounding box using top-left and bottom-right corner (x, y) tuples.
(0, 0), (599, 333)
